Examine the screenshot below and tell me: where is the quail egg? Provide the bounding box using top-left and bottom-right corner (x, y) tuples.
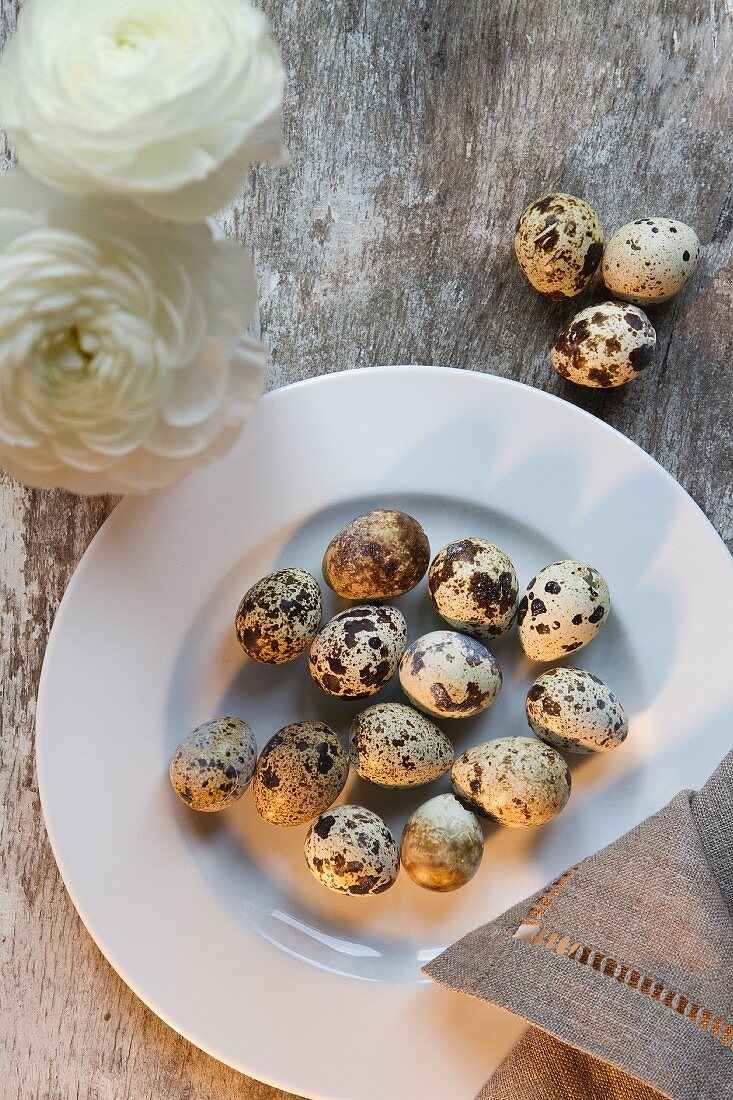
(514, 193), (604, 299)
(305, 805), (400, 895)
(309, 605), (407, 698)
(428, 538), (518, 639)
(169, 717), (257, 812)
(526, 668), (628, 753)
(252, 721), (349, 826)
(349, 702), (453, 788)
(322, 509), (430, 600)
(399, 629), (502, 719)
(235, 568), (322, 664)
(452, 736), (571, 827)
(602, 218), (701, 305)
(401, 794), (484, 892)
(551, 302), (656, 388)
(518, 561), (610, 662)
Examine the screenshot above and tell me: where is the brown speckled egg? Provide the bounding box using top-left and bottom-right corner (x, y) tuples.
(322, 509), (430, 600)
(428, 538), (518, 639)
(517, 561), (610, 662)
(309, 605), (407, 698)
(514, 193), (604, 300)
(305, 805), (399, 895)
(252, 721), (348, 826)
(399, 629), (502, 719)
(551, 302), (656, 388)
(526, 668), (628, 753)
(349, 702), (453, 788)
(235, 568), (322, 664)
(452, 736), (570, 827)
(602, 219), (701, 305)
(401, 794), (483, 892)
(169, 717), (257, 812)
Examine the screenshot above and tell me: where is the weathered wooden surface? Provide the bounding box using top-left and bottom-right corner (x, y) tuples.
(1, 0), (731, 1096)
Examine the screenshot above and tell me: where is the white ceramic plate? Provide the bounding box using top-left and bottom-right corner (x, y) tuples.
(37, 366), (733, 1100)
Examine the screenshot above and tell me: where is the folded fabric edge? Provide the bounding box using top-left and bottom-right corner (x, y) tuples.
(423, 920), (732, 1100)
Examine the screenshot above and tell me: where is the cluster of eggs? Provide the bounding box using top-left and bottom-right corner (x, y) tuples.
(514, 194), (701, 389)
(169, 509), (627, 896)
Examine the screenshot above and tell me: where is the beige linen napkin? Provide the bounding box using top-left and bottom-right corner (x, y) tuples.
(425, 751), (733, 1100)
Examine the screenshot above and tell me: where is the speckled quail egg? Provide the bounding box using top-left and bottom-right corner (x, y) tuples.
(305, 805), (400, 895)
(526, 668), (628, 753)
(322, 509), (430, 600)
(452, 736), (571, 827)
(309, 605), (407, 698)
(514, 193), (604, 300)
(169, 717), (257, 812)
(349, 702), (453, 788)
(518, 561), (610, 662)
(401, 794), (484, 892)
(551, 302), (656, 388)
(252, 721), (348, 826)
(235, 568), (322, 664)
(399, 629), (502, 719)
(602, 218), (701, 305)
(428, 538), (518, 639)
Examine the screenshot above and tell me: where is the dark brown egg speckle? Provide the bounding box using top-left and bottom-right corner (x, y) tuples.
(236, 568), (322, 664)
(309, 605), (407, 698)
(169, 717), (257, 812)
(252, 721), (348, 826)
(322, 509), (430, 600)
(305, 804), (400, 894)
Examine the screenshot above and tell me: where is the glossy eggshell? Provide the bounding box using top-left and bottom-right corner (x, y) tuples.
(309, 605), (407, 698)
(401, 794), (484, 892)
(252, 722), (348, 826)
(428, 538), (519, 639)
(399, 629), (502, 719)
(452, 736), (571, 827)
(322, 509), (430, 600)
(349, 702), (453, 788)
(551, 302), (656, 388)
(514, 193), (604, 300)
(305, 805), (400, 895)
(235, 568), (322, 664)
(601, 218), (701, 305)
(526, 667), (628, 753)
(517, 560), (610, 662)
(169, 717), (257, 812)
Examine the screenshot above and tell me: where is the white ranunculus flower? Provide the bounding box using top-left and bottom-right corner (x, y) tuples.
(0, 0), (287, 222)
(0, 170), (267, 495)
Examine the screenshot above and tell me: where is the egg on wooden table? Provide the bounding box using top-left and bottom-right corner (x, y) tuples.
(235, 568), (322, 664)
(526, 667), (628, 753)
(169, 717), (257, 812)
(401, 793), (484, 892)
(349, 702), (453, 787)
(551, 302), (656, 388)
(602, 218), (701, 305)
(305, 805), (400, 895)
(322, 509), (430, 600)
(514, 193), (604, 300)
(252, 721), (349, 826)
(517, 560), (610, 662)
(399, 629), (502, 719)
(428, 538), (519, 639)
(452, 736), (571, 827)
(309, 605), (407, 698)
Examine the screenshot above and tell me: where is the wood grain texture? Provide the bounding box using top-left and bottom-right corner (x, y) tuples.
(1, 0), (731, 1097)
